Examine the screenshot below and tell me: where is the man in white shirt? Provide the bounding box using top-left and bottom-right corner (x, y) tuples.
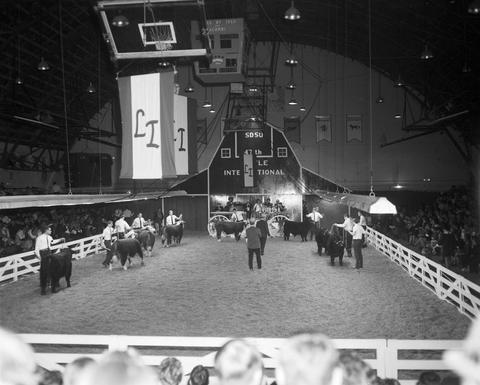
(165, 210), (181, 226)
(352, 218), (366, 269)
(132, 213), (146, 230)
(101, 221), (114, 268)
(307, 207), (324, 240)
(334, 214), (354, 258)
(115, 215), (130, 239)
(34, 225), (61, 295)
(230, 208), (244, 222)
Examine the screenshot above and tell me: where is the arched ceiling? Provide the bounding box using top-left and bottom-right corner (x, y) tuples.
(0, 0), (479, 159)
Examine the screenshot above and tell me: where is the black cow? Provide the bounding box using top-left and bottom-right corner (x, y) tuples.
(214, 221), (245, 241)
(315, 228), (328, 255)
(138, 228), (156, 257)
(283, 220), (310, 241)
(326, 226), (345, 266)
(161, 223), (184, 247)
(45, 247), (72, 294)
(111, 238), (144, 270)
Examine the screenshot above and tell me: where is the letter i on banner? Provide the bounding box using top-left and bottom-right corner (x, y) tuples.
(173, 94), (188, 175)
(243, 149), (254, 187)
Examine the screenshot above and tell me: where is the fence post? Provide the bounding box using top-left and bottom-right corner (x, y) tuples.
(13, 256), (18, 282)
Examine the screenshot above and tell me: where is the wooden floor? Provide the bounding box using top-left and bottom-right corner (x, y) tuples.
(0, 232), (471, 339)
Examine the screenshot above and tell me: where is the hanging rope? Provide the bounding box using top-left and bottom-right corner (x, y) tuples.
(59, 0), (72, 195)
(368, 0), (375, 197)
(98, 33), (103, 194)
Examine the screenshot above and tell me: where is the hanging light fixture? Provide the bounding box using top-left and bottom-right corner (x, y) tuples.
(16, 38), (23, 85)
(286, 79), (296, 89)
(248, 84), (259, 92)
(112, 12), (129, 27)
(285, 42), (298, 66)
(202, 87), (212, 108)
(288, 89), (298, 105)
(37, 57), (50, 71)
(394, 74), (404, 87)
(462, 62), (472, 73)
(284, 0), (301, 20)
(375, 73), (384, 103)
(468, 0), (480, 14)
(299, 46), (306, 112)
(420, 44), (434, 60)
(184, 65), (195, 93)
(86, 82), (96, 94)
(15, 76), (23, 85)
(209, 106), (216, 114)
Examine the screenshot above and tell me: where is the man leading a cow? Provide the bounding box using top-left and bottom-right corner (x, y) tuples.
(34, 224), (65, 295)
(165, 210), (181, 226)
(101, 220), (115, 268)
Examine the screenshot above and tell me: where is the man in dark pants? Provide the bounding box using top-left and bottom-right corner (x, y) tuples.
(334, 214), (354, 257)
(101, 220), (114, 267)
(256, 214), (270, 256)
(352, 218), (365, 269)
(34, 224), (63, 294)
(246, 218), (262, 270)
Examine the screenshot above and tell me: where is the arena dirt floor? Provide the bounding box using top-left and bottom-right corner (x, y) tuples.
(0, 232), (472, 339)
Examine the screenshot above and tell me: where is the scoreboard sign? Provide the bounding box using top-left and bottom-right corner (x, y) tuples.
(209, 125), (301, 194)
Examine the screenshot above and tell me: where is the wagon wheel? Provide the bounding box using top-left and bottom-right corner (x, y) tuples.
(268, 215), (289, 238)
(207, 215), (230, 237)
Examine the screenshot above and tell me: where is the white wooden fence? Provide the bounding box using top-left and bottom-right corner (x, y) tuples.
(20, 334), (462, 385)
(0, 234), (104, 284)
(366, 227), (480, 319)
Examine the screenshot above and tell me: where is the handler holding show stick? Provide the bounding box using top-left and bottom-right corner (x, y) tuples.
(101, 220), (114, 268)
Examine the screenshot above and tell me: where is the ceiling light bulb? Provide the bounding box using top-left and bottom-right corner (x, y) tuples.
(299, 105), (306, 112)
(112, 14), (129, 27)
(184, 84), (194, 93)
(209, 107), (216, 113)
(394, 113), (402, 119)
(376, 96), (384, 104)
(15, 76), (23, 85)
(86, 82), (96, 94)
(37, 57), (50, 71)
(202, 100), (212, 108)
(284, 0), (301, 20)
(468, 0), (480, 13)
(420, 44), (434, 60)
(288, 98), (298, 106)
(285, 56), (298, 66)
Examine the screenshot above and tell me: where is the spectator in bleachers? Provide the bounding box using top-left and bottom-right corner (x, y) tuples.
(338, 352), (375, 385)
(78, 349), (157, 385)
(158, 357), (183, 385)
(215, 339), (265, 385)
(276, 333), (342, 385)
(444, 317), (480, 385)
(417, 371), (441, 385)
(188, 365), (209, 385)
(0, 326), (38, 385)
(63, 357), (96, 385)
(36, 368), (63, 385)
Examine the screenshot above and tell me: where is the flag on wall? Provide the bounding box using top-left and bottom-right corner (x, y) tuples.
(346, 114), (363, 142)
(118, 72), (176, 179)
(315, 115), (332, 142)
(173, 94), (188, 175)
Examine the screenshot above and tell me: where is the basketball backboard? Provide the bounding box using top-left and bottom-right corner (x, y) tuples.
(97, 0), (211, 60)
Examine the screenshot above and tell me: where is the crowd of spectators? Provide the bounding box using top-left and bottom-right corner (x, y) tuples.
(0, 205), (159, 258)
(372, 186), (480, 275)
(2, 320), (479, 385)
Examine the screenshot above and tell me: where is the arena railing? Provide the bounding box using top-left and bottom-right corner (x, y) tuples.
(0, 234), (104, 284)
(366, 227), (480, 319)
(20, 333), (462, 385)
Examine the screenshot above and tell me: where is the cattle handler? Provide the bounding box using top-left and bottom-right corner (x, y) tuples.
(34, 224), (65, 295)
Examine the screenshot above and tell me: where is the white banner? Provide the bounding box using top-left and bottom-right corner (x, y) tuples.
(118, 72), (176, 179)
(173, 94), (188, 175)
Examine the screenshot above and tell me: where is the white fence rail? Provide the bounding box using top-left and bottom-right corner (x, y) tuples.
(0, 234), (104, 284)
(366, 227), (480, 319)
(20, 334), (462, 385)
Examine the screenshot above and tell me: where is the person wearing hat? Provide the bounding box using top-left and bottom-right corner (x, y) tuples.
(245, 218), (262, 271)
(444, 317), (480, 385)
